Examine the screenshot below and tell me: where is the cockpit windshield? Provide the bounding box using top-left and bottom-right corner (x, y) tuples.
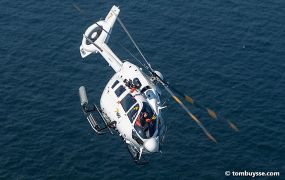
(134, 102), (157, 139)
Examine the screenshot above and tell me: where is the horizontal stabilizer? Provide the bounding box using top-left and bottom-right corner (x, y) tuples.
(80, 45), (93, 58)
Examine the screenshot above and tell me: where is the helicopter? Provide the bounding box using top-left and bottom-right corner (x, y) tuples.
(77, 5), (239, 163)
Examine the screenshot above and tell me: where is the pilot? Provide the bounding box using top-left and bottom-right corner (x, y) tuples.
(135, 112), (149, 127)
(138, 112), (152, 131)
(142, 112), (151, 123)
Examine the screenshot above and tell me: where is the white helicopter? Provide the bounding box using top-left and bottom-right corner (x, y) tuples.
(77, 5), (238, 163)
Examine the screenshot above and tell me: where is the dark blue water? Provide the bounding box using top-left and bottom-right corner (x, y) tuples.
(1, 0), (284, 179)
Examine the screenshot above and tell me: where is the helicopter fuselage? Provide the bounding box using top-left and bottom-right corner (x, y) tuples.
(100, 61), (166, 155)
(79, 5), (167, 161)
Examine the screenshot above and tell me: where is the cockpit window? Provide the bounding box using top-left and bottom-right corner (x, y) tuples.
(111, 80), (119, 89)
(134, 102), (157, 139)
(115, 85), (126, 97)
(141, 85), (151, 93)
(120, 94), (137, 112)
(127, 104), (139, 122)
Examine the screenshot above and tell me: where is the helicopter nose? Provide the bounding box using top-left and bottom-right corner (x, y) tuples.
(144, 137), (159, 152)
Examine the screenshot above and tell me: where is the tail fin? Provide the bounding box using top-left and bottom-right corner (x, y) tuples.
(79, 6), (123, 72)
(105, 5), (120, 32)
(79, 5), (120, 58)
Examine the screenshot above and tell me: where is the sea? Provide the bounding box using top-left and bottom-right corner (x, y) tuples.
(0, 0), (284, 179)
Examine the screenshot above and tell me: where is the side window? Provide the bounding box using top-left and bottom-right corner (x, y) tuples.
(111, 80), (119, 89)
(115, 85), (126, 97)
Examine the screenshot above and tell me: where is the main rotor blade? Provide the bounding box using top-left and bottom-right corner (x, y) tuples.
(116, 42), (150, 70)
(72, 3), (112, 37)
(170, 86), (239, 132)
(170, 87), (217, 120)
(161, 83), (217, 143)
(227, 120), (239, 132)
(73, 3), (88, 17)
(117, 17), (154, 72)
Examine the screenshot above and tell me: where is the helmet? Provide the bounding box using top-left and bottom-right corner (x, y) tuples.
(133, 78), (142, 89)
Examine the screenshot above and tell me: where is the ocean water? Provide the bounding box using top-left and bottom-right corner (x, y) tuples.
(1, 0), (284, 179)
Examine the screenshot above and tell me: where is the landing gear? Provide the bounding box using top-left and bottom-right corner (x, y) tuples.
(127, 144), (148, 165)
(83, 103), (116, 134)
(79, 86), (115, 134)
